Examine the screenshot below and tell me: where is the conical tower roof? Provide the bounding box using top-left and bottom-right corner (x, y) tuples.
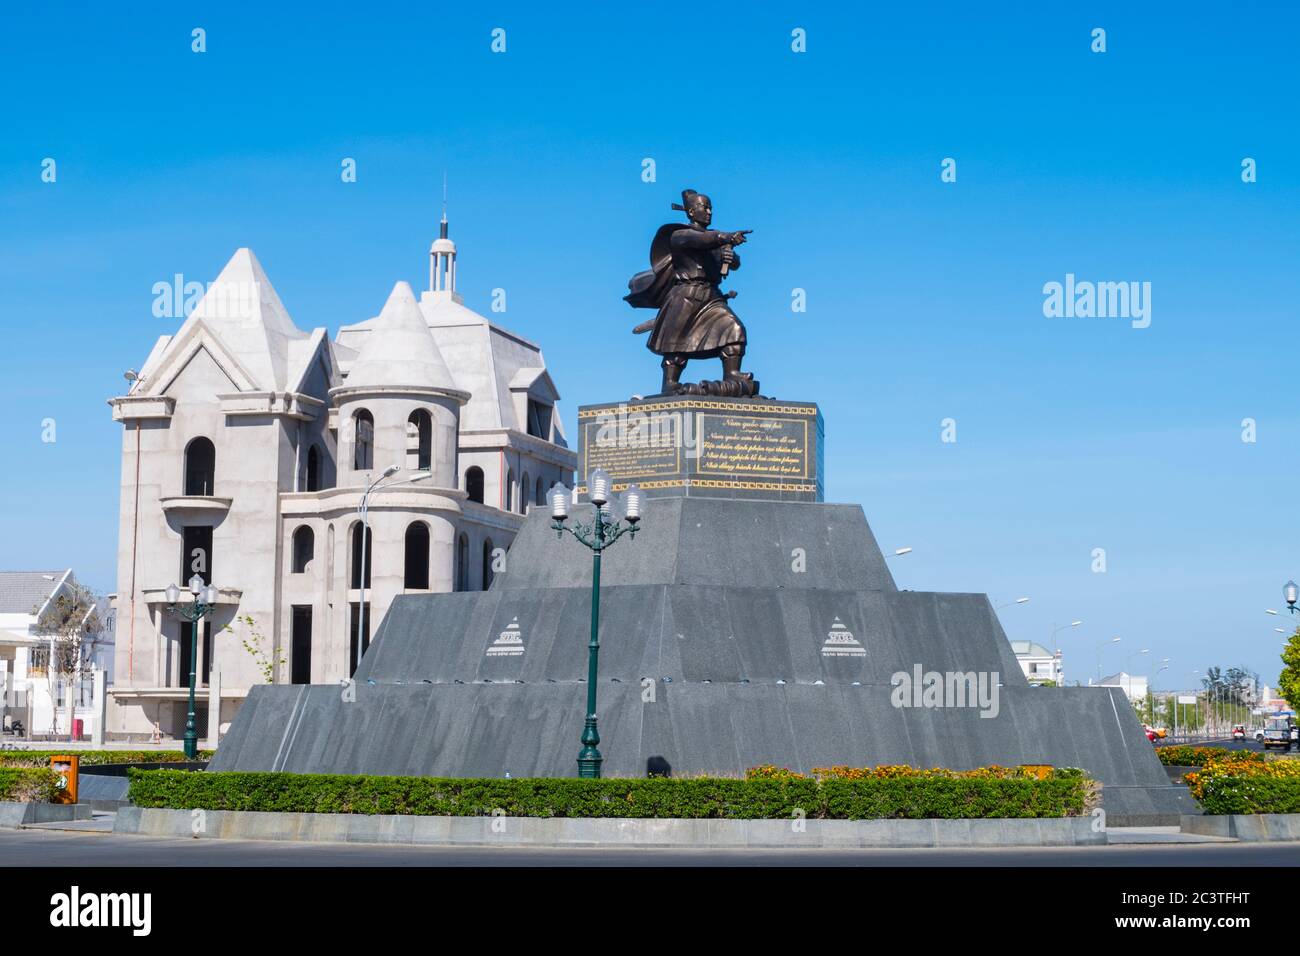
(341, 281), (459, 394)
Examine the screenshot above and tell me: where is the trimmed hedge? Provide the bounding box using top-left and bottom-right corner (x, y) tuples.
(0, 750), (214, 769)
(0, 768), (59, 803)
(1155, 745), (1262, 768)
(1186, 757), (1300, 814)
(127, 766), (1092, 819)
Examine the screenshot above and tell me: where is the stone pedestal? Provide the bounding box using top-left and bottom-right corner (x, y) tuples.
(209, 497), (1189, 822)
(576, 395), (823, 501)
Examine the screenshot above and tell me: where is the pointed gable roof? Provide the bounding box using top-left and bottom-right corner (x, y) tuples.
(187, 247), (308, 390)
(338, 281), (461, 395)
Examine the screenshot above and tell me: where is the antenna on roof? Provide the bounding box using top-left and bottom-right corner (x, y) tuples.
(440, 172), (448, 239)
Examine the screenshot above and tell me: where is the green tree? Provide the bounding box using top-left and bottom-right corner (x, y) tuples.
(223, 614), (283, 684)
(30, 580), (108, 741)
(1279, 627), (1300, 712)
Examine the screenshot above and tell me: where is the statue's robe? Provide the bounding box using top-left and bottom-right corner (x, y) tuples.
(625, 223), (746, 358)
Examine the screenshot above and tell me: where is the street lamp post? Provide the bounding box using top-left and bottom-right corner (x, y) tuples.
(1096, 636), (1120, 684)
(1191, 669), (1203, 741)
(1154, 662), (1169, 729)
(1125, 648), (1149, 702)
(548, 471), (642, 778)
(164, 574), (219, 759)
(1048, 620), (1081, 685)
(354, 465), (430, 672)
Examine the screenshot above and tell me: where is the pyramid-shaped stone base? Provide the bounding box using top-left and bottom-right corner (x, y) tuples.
(211, 498), (1193, 824)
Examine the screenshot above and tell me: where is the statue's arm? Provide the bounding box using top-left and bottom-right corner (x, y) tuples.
(671, 228), (728, 250)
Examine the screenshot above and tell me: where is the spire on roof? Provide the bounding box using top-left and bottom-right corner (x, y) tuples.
(430, 178), (456, 295)
(440, 172), (449, 239)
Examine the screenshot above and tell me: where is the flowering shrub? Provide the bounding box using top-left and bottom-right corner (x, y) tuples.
(1156, 745), (1262, 768)
(808, 765), (1080, 782)
(1185, 755), (1300, 813)
(745, 765), (806, 780)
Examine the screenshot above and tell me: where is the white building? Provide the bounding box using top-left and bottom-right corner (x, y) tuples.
(1097, 671), (1148, 702)
(0, 570), (113, 739)
(106, 215), (576, 743)
(1009, 640), (1063, 685)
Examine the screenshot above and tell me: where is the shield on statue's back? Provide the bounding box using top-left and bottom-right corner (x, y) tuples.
(625, 223), (687, 311)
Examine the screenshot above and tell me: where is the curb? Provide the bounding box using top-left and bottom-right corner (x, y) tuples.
(112, 807), (1105, 848)
(1181, 813), (1300, 842)
(0, 801), (94, 828)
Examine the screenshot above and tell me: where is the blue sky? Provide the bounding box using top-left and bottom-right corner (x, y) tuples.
(1, 3), (1297, 691)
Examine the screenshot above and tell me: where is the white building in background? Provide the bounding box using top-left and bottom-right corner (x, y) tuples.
(1096, 671), (1148, 703)
(106, 214), (576, 743)
(1010, 640), (1063, 685)
(0, 570), (113, 739)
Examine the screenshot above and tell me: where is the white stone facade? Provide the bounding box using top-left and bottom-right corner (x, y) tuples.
(106, 221), (575, 742)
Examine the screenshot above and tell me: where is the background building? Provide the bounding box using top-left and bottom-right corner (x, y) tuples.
(0, 569), (113, 739)
(1010, 640), (1063, 685)
(1096, 671), (1148, 703)
(106, 217), (575, 743)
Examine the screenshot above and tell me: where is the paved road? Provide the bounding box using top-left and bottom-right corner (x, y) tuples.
(3, 827), (1299, 866)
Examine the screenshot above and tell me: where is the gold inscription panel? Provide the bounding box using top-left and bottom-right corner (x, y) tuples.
(696, 413), (809, 480)
(581, 415), (682, 480)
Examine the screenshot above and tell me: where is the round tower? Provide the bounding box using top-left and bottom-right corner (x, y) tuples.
(331, 281), (468, 490)
(329, 281), (470, 597)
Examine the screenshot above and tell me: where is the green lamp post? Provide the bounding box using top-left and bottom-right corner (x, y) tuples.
(165, 574), (219, 759)
(548, 470), (643, 778)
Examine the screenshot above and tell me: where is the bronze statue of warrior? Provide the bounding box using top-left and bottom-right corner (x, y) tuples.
(625, 189), (758, 397)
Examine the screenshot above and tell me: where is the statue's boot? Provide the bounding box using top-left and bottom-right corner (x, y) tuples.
(720, 349), (758, 396)
(660, 355), (687, 395)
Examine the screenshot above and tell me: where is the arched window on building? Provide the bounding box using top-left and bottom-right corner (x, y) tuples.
(455, 534), (469, 592)
(305, 444), (322, 492)
(505, 469), (514, 512)
(350, 522), (371, 589)
(404, 522), (430, 590)
(407, 409), (432, 471)
(291, 526), (314, 573)
(184, 437), (216, 496)
(352, 409), (374, 471)
(520, 471), (531, 512)
(535, 475), (544, 508)
(482, 538), (494, 591)
(465, 466), (484, 504)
